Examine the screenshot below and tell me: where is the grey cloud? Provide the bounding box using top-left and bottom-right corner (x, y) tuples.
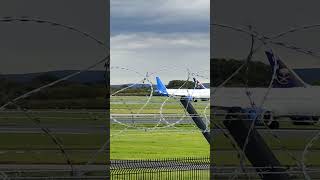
(111, 0), (209, 25)
(111, 32), (209, 84)
(212, 0), (320, 68)
(111, 0), (210, 84)
(0, 0), (108, 74)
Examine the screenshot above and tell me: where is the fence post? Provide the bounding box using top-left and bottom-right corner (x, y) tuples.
(179, 98), (210, 144)
(223, 110), (290, 180)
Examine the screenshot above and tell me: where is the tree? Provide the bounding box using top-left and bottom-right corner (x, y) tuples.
(167, 80), (195, 89)
(211, 58), (272, 87)
(32, 73), (59, 84)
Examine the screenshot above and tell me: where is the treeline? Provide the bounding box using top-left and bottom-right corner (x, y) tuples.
(0, 74), (108, 109)
(211, 58), (272, 87)
(110, 80), (200, 96)
(167, 80), (197, 89)
(0, 59), (276, 109)
(0, 74), (107, 100)
(110, 87), (150, 96)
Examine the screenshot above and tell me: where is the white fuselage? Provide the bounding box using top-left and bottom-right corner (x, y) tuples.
(212, 87), (320, 117)
(167, 89), (210, 99)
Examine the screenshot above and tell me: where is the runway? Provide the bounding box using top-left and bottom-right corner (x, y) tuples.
(0, 113), (317, 137)
(111, 113), (320, 134)
(111, 113), (207, 124)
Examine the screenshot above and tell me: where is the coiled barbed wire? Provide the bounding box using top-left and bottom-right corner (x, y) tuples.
(212, 23), (320, 179)
(0, 16), (109, 177)
(111, 66), (210, 132)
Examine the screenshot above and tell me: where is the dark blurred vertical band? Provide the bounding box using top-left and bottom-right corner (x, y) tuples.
(106, 0), (110, 179)
(210, 1), (214, 180)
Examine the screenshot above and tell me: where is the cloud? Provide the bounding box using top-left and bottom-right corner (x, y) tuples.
(111, 32), (209, 84)
(111, 0), (209, 26)
(110, 0), (210, 84)
(111, 33), (208, 51)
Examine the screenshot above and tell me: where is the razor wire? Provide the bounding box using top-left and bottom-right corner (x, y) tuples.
(109, 22), (320, 179)
(110, 66), (210, 132)
(108, 65), (212, 179)
(212, 26), (262, 179)
(212, 23), (320, 179)
(211, 25), (288, 178)
(3, 16), (320, 179)
(4, 19), (317, 178)
(108, 64), (212, 178)
(0, 16), (109, 178)
(6, 18), (314, 179)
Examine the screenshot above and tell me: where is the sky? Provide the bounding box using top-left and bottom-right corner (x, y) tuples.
(212, 0), (320, 69)
(0, 0), (108, 74)
(1, 1), (319, 85)
(110, 0), (210, 84)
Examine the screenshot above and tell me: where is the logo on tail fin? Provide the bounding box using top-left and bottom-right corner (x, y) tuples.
(265, 51), (307, 88)
(277, 68), (290, 85)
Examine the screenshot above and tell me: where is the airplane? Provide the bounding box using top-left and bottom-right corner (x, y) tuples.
(212, 50), (319, 129)
(155, 77), (210, 102)
(156, 50), (320, 129)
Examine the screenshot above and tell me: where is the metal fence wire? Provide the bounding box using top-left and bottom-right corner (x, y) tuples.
(110, 157), (209, 180)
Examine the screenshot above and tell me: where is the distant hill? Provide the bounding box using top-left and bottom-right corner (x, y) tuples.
(3, 70), (106, 84)
(293, 68), (320, 84)
(5, 68), (318, 87)
(2, 70), (210, 88)
(111, 84), (153, 89)
(203, 83), (210, 88)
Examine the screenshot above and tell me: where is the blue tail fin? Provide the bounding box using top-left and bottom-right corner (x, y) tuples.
(265, 50), (307, 88)
(156, 77), (168, 95)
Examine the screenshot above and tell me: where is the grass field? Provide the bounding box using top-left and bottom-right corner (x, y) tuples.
(0, 110), (107, 164)
(111, 127), (209, 159)
(0, 133), (106, 164)
(111, 124), (320, 165)
(110, 96), (320, 165)
(110, 96), (210, 160)
(111, 96), (210, 114)
(1, 95), (319, 166)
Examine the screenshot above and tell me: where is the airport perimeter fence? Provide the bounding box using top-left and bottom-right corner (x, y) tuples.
(110, 157), (210, 180)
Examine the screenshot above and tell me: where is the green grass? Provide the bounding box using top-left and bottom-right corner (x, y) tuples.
(0, 133), (106, 164)
(111, 96), (178, 103)
(111, 104), (208, 114)
(1, 96), (319, 166)
(0, 133), (106, 148)
(111, 96), (210, 114)
(111, 127), (209, 159)
(0, 96), (209, 125)
(0, 110), (107, 126)
(111, 125), (320, 166)
(0, 151), (106, 164)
